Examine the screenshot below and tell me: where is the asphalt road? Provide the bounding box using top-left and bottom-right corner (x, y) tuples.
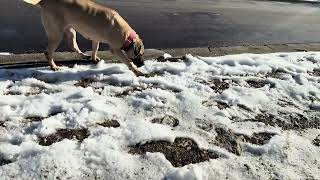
(1, 0), (320, 53)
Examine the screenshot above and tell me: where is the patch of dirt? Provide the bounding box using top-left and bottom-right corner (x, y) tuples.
(0, 121), (5, 127)
(129, 137), (220, 167)
(156, 56), (184, 62)
(238, 104), (252, 112)
(277, 98), (300, 109)
(202, 100), (231, 109)
(195, 119), (213, 132)
(145, 72), (165, 78)
(209, 79), (231, 93)
(0, 158), (12, 166)
(201, 100), (214, 107)
(151, 115), (179, 127)
(25, 110), (63, 123)
(242, 113), (320, 131)
(4, 91), (22, 95)
(196, 78), (233, 94)
(214, 127), (277, 155)
(5, 85), (60, 96)
(26, 86), (49, 96)
(217, 101), (231, 110)
(97, 120), (120, 128)
(305, 56), (318, 64)
(25, 116), (43, 122)
(114, 84), (181, 97)
(115, 86), (144, 97)
(266, 69), (289, 80)
(246, 79), (274, 88)
(38, 128), (90, 146)
(312, 134), (320, 147)
(309, 69), (320, 77)
(74, 78), (96, 88)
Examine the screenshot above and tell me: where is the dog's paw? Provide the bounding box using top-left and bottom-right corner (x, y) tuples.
(50, 66), (60, 71)
(91, 56), (101, 63)
(94, 56), (101, 62)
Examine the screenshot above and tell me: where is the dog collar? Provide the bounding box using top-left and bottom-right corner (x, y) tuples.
(122, 30), (137, 51)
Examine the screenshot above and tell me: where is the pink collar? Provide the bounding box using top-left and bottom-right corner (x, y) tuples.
(122, 30), (137, 50)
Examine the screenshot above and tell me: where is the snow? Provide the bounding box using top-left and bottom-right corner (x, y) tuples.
(0, 52), (319, 179)
(0, 52), (11, 56)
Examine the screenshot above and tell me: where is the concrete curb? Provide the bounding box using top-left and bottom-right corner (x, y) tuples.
(1, 42), (320, 68)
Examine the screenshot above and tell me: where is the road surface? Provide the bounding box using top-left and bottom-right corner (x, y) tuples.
(1, 0), (320, 53)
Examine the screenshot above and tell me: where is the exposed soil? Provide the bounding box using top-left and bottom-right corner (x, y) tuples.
(74, 78), (96, 88)
(4, 91), (22, 95)
(242, 112), (320, 131)
(304, 56), (317, 63)
(196, 78), (233, 94)
(195, 119), (213, 132)
(277, 98), (300, 109)
(216, 101), (231, 110)
(214, 127), (277, 155)
(208, 79), (231, 93)
(156, 56), (184, 63)
(129, 137), (220, 167)
(26, 86), (52, 96)
(151, 115), (179, 127)
(201, 100), (214, 107)
(38, 128), (90, 146)
(238, 104), (252, 112)
(246, 79), (273, 88)
(312, 134), (320, 147)
(0, 121), (5, 127)
(114, 84), (181, 97)
(202, 100), (231, 109)
(213, 101), (255, 112)
(25, 116), (43, 122)
(266, 69), (289, 79)
(309, 69), (320, 77)
(25, 110), (63, 123)
(5, 85), (59, 96)
(247, 132), (276, 145)
(0, 158), (12, 166)
(145, 72), (165, 78)
(115, 86), (144, 97)
(97, 120), (120, 128)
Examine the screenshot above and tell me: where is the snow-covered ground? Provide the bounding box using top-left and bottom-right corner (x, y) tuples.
(0, 52), (319, 180)
(0, 53), (11, 56)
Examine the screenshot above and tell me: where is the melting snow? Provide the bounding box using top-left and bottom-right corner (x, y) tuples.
(0, 52), (319, 179)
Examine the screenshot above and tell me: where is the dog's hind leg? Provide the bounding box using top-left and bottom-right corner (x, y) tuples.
(41, 10), (64, 71)
(65, 27), (91, 59)
(91, 41), (101, 63)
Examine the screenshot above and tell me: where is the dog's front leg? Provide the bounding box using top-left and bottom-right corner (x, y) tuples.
(43, 31), (63, 71)
(112, 49), (144, 76)
(91, 41), (101, 63)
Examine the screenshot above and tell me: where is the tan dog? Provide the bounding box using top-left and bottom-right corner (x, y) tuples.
(24, 0), (145, 76)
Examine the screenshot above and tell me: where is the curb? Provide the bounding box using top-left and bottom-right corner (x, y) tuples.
(1, 42), (320, 68)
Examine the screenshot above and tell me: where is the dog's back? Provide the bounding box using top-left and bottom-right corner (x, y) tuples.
(25, 0), (114, 15)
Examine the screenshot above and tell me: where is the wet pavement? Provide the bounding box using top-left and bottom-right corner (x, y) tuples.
(1, 0), (320, 53)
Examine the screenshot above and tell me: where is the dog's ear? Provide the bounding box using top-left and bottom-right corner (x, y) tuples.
(134, 39), (144, 55)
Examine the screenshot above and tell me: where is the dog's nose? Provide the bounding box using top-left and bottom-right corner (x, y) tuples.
(132, 56), (144, 67)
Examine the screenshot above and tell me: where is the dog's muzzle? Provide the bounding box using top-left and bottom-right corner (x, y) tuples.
(132, 55), (144, 67)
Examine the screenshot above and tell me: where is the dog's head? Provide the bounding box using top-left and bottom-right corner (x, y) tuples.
(124, 38), (145, 67)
